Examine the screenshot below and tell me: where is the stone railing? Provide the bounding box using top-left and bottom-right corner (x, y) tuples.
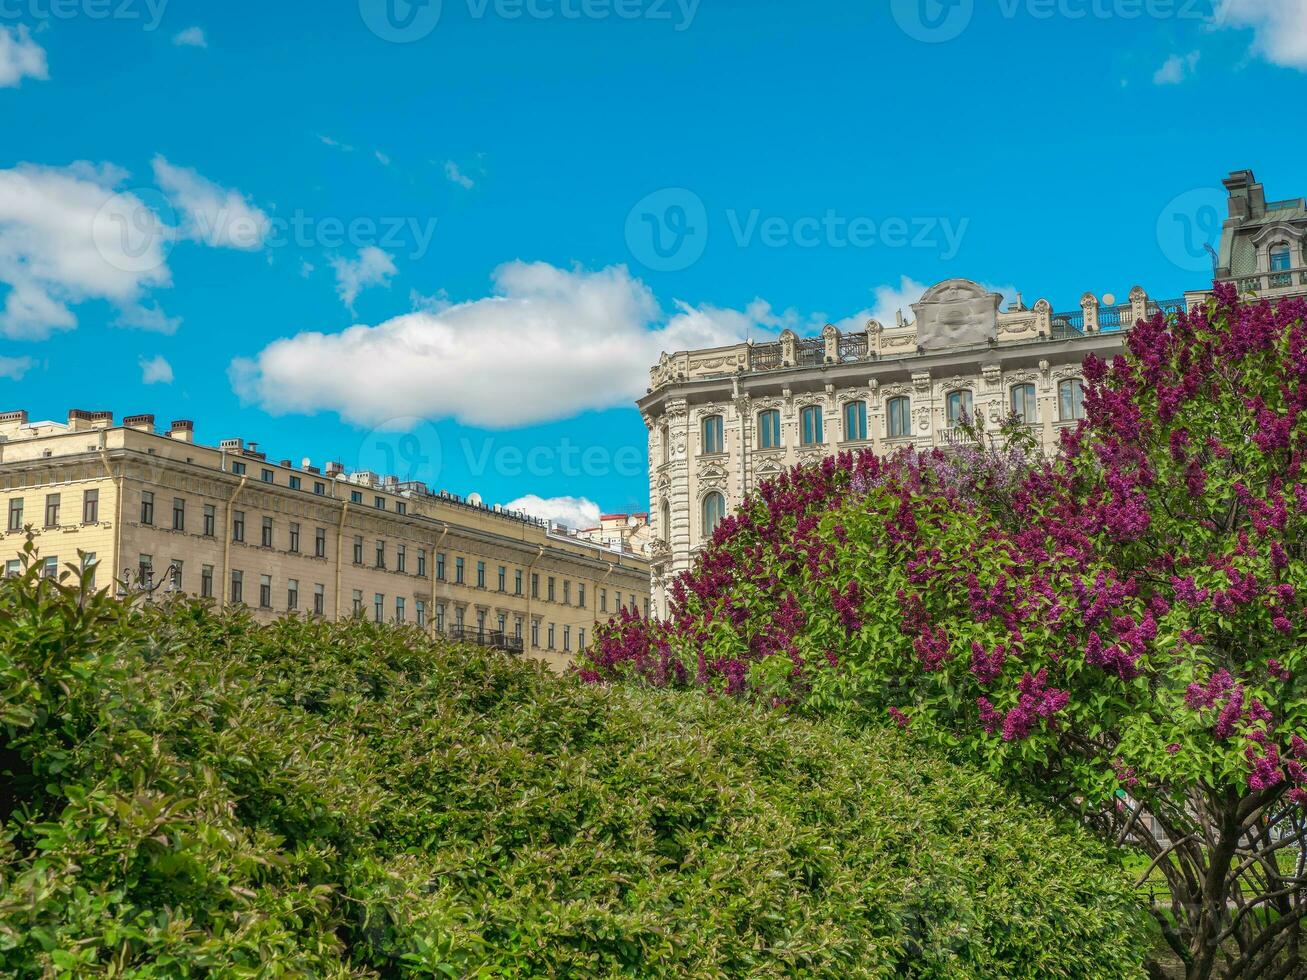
(1232, 267), (1307, 297)
(650, 285), (1162, 390)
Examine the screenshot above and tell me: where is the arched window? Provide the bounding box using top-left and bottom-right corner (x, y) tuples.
(660, 423), (670, 465)
(757, 409), (782, 450)
(887, 396), (911, 438)
(660, 499), (671, 543)
(800, 406), (824, 445)
(702, 492), (726, 538)
(701, 415), (724, 455)
(1010, 383), (1037, 423)
(1270, 243), (1293, 273)
(1059, 379), (1086, 421)
(844, 400), (868, 441)
(946, 390), (974, 428)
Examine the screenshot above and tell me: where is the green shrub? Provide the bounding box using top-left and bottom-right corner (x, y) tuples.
(0, 557), (1149, 977)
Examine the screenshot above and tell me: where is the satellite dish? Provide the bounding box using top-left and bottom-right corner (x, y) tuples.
(1102, 293), (1116, 307)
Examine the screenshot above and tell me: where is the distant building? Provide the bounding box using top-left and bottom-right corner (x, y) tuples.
(1216, 169), (1307, 301)
(575, 512), (654, 557)
(0, 410), (649, 671)
(638, 279), (1193, 617)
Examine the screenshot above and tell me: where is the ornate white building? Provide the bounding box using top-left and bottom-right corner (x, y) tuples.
(1217, 169), (1307, 300)
(638, 279), (1192, 616)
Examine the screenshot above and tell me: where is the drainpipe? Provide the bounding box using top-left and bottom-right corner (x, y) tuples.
(222, 475), (248, 606)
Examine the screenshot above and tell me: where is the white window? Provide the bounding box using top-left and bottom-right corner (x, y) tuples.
(946, 390), (973, 427)
(800, 406), (824, 445)
(1010, 384), (1037, 423)
(702, 492), (727, 538)
(1059, 379), (1086, 421)
(702, 415), (724, 454)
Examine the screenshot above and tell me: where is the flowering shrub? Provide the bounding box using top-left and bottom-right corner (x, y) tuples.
(579, 286), (1307, 979)
(0, 547), (1149, 977)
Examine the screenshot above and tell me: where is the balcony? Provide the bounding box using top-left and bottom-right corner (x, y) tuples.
(447, 626), (525, 654)
(1235, 268), (1307, 296)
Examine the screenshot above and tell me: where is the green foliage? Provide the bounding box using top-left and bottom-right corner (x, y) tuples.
(0, 561), (1149, 977)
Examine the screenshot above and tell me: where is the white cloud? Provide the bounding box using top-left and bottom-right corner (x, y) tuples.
(172, 26), (207, 48)
(444, 161), (474, 189)
(0, 25), (48, 88)
(139, 354), (173, 384)
(375, 150), (391, 167)
(318, 134), (354, 152)
(330, 246), (397, 311)
(114, 301), (180, 335)
(0, 356), (33, 380)
(299, 260), (315, 278)
(152, 156), (270, 250)
(505, 494), (601, 531)
(0, 162), (176, 340)
(1214, 0), (1307, 70)
(409, 287), (450, 313)
(230, 261), (782, 429)
(1153, 50), (1200, 85)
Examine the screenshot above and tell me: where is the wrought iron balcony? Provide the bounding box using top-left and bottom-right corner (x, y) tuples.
(448, 626), (525, 654)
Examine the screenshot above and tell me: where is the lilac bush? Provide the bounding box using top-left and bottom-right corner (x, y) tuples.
(579, 286), (1307, 980)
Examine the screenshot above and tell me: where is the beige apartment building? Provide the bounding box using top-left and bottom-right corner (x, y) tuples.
(638, 278), (1198, 616)
(0, 410), (649, 672)
(1217, 169), (1307, 301)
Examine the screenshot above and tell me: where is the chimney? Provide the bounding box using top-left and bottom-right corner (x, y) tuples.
(1224, 169), (1263, 220)
(123, 414), (155, 434)
(326, 461), (344, 477)
(68, 409), (113, 431)
(168, 419), (195, 444)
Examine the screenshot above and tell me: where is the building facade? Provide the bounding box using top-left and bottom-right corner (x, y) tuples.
(575, 512), (654, 557)
(1216, 169), (1307, 301)
(0, 410), (649, 672)
(638, 278), (1191, 616)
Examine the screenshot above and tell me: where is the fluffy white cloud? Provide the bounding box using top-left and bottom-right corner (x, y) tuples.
(0, 25), (47, 88)
(0, 356), (33, 380)
(504, 494), (601, 530)
(1153, 51), (1200, 85)
(230, 261), (783, 429)
(0, 162), (176, 339)
(1214, 0), (1307, 69)
(172, 27), (208, 48)
(139, 354), (173, 384)
(330, 246), (397, 310)
(152, 156), (269, 250)
(444, 161), (474, 189)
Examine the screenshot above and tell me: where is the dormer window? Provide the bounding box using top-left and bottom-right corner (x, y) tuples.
(1270, 244), (1293, 273)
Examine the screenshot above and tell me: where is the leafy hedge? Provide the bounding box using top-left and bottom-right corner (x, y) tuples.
(0, 556), (1149, 977)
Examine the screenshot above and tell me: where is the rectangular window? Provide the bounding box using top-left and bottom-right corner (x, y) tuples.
(201, 565), (214, 599)
(172, 497), (185, 531)
(374, 594), (384, 623)
(261, 468), (274, 484)
(230, 461), (246, 476)
(531, 619), (540, 648)
(477, 561), (486, 588)
(353, 536), (364, 565)
(42, 556), (58, 579)
(169, 560), (183, 592)
(44, 493), (60, 528)
(416, 600), (426, 627)
(82, 489), (99, 524)
(232, 510), (245, 542)
(289, 475), (302, 491)
(455, 557), (465, 584)
(396, 501), (407, 515)
(259, 575), (272, 609)
(563, 581), (571, 606)
(758, 409), (782, 450)
(601, 588), (608, 613)
(578, 584), (586, 609)
(140, 491), (155, 525)
(514, 616), (523, 640)
(547, 623), (555, 650)
(352, 590), (363, 616)
(436, 552), (446, 580)
(395, 596), (406, 623)
(287, 579), (299, 611)
(315, 527), (327, 558)
(800, 406), (824, 446)
(515, 570), (523, 595)
(203, 504), (216, 537)
(397, 544), (407, 573)
(417, 549), (427, 577)
(231, 569), (244, 604)
(289, 523), (301, 553)
(313, 584), (325, 616)
(498, 566), (506, 592)
(887, 397), (911, 438)
(374, 495), (385, 510)
(531, 573), (539, 599)
(435, 604), (446, 632)
(138, 554), (153, 583)
(497, 613), (507, 634)
(4, 559), (20, 577)
(564, 626), (571, 653)
(454, 606), (465, 629)
(579, 627), (586, 649)
(350, 490), (363, 504)
(6, 497), (21, 532)
(844, 401), (868, 441)
(261, 517), (273, 549)
(702, 415), (725, 454)
(616, 591), (622, 612)
(946, 390), (974, 428)
(548, 577), (556, 602)
(375, 539), (386, 569)
(314, 482), (326, 495)
(82, 552), (98, 589)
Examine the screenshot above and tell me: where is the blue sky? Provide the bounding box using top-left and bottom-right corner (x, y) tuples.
(0, 0), (1303, 526)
